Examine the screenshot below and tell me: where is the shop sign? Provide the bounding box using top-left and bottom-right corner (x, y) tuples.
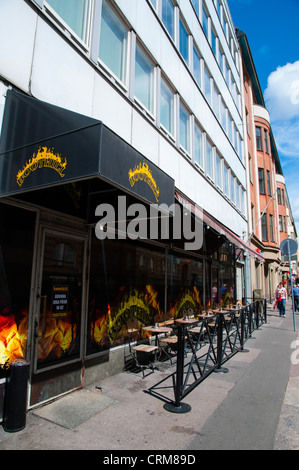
(51, 285), (69, 318)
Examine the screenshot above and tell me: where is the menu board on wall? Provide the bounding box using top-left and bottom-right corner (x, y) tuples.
(51, 286), (69, 318)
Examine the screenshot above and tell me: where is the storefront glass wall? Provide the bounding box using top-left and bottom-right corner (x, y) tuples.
(0, 203), (35, 374)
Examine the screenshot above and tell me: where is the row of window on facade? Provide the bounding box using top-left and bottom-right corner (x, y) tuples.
(39, 0), (245, 214)
(258, 168), (286, 206)
(150, 0), (242, 113)
(260, 212), (288, 243)
(191, 0), (241, 107)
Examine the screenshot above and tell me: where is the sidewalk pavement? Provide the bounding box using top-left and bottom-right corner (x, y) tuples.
(0, 302), (299, 451)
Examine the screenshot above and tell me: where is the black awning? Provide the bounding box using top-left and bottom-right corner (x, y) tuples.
(0, 90), (174, 207)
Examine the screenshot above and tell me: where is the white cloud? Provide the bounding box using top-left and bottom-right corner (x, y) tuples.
(265, 61), (299, 122)
(264, 62), (299, 159)
(271, 120), (299, 158)
(265, 62), (299, 235)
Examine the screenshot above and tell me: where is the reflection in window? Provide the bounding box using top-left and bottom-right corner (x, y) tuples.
(162, 0), (175, 40)
(179, 19), (189, 64)
(193, 47), (201, 88)
(206, 139), (214, 179)
(202, 4), (209, 38)
(160, 78), (174, 135)
(204, 66), (211, 104)
(99, 0), (128, 83)
(135, 45), (155, 113)
(46, 0), (91, 43)
(194, 124), (203, 167)
(216, 153), (222, 188)
(179, 103), (190, 153)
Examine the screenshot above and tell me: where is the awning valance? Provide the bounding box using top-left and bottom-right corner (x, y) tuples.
(0, 90), (174, 208)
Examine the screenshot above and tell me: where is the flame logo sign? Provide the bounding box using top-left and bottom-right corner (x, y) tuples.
(128, 162), (160, 202)
(16, 146), (67, 187)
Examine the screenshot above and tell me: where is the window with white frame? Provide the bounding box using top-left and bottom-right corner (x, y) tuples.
(228, 113), (233, 142)
(98, 0), (128, 83)
(194, 123), (203, 168)
(162, 0), (175, 40)
(236, 182), (240, 210)
(241, 188), (246, 215)
(149, 0), (157, 9)
(206, 139), (214, 180)
(179, 18), (189, 65)
(224, 164), (229, 197)
(225, 60), (230, 85)
(218, 46), (224, 75)
(202, 3), (209, 38)
(212, 82), (220, 119)
(216, 153), (222, 188)
(134, 44), (155, 114)
(193, 47), (201, 88)
(221, 99), (227, 132)
(204, 65), (211, 105)
(179, 103), (191, 153)
(160, 77), (175, 135)
(191, 0), (200, 17)
(211, 27), (217, 57)
(45, 0), (91, 44)
(216, 0), (221, 19)
(230, 172), (235, 204)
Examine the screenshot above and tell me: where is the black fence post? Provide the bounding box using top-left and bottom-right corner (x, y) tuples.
(164, 324), (191, 414)
(240, 307), (249, 353)
(214, 313), (229, 373)
(264, 299), (267, 324)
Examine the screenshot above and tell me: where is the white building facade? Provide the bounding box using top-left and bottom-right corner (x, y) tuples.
(0, 0), (260, 407)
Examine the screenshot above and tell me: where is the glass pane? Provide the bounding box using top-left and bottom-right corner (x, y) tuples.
(0, 205), (35, 372)
(194, 125), (203, 167)
(87, 238), (166, 355)
(193, 48), (201, 87)
(221, 99), (227, 131)
(160, 79), (174, 134)
(47, 0), (90, 42)
(162, 0), (175, 39)
(206, 140), (213, 178)
(179, 20), (189, 64)
(213, 83), (219, 118)
(231, 174), (235, 203)
(99, 0), (128, 82)
(135, 45), (154, 113)
(180, 104), (190, 152)
(224, 165), (229, 196)
(202, 5), (209, 38)
(168, 254), (204, 317)
(191, 0), (200, 17)
(216, 154), (222, 187)
(36, 235), (84, 370)
(211, 28), (217, 56)
(204, 66), (211, 104)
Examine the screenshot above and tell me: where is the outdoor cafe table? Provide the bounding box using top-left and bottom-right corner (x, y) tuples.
(142, 325), (174, 363)
(142, 326), (173, 346)
(175, 318), (198, 325)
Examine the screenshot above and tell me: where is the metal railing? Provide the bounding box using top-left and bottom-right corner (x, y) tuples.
(145, 299), (267, 413)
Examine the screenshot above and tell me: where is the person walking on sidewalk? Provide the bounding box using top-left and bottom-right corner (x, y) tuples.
(293, 284), (299, 312)
(275, 282), (288, 317)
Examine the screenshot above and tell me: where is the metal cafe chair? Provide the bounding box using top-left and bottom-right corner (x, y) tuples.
(125, 318), (158, 379)
(158, 335), (178, 364)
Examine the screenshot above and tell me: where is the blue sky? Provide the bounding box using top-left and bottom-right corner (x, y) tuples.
(228, 0), (299, 236)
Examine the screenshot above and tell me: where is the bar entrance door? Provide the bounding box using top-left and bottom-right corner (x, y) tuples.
(31, 228), (87, 406)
